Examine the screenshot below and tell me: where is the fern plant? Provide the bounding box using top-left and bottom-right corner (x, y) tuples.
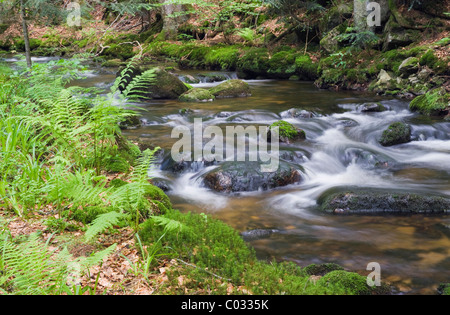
(111, 59), (157, 102)
(0, 232), (116, 295)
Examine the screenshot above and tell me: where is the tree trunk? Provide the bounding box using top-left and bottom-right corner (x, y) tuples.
(20, 0), (32, 68)
(159, 0), (187, 40)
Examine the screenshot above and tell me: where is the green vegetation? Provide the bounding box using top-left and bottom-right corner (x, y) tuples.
(138, 208), (387, 295)
(270, 120), (305, 141)
(409, 88), (450, 116)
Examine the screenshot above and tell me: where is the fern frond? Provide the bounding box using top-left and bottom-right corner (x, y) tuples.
(150, 216), (186, 233)
(84, 211), (127, 243)
(1, 233), (67, 295)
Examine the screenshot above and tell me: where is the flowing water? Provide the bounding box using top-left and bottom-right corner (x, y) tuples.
(6, 56), (450, 294)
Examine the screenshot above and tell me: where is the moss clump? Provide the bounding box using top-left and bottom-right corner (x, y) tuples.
(316, 270), (373, 295)
(139, 208), (256, 282)
(237, 47), (270, 78)
(144, 185), (172, 211)
(209, 79), (251, 98)
(268, 50), (297, 79)
(295, 55), (319, 80)
(179, 88), (215, 102)
(409, 88), (450, 116)
(379, 122), (411, 147)
(270, 120), (306, 141)
(14, 38), (42, 51)
(103, 43), (134, 61)
(204, 45), (240, 70)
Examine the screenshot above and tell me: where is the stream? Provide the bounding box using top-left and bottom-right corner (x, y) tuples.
(7, 56), (450, 294)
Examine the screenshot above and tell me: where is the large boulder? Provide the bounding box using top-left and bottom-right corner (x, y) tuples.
(398, 57), (419, 77)
(209, 79), (251, 98)
(318, 187), (450, 214)
(201, 161), (302, 193)
(379, 122), (411, 147)
(320, 26), (342, 54)
(119, 66), (188, 100)
(383, 18), (421, 51)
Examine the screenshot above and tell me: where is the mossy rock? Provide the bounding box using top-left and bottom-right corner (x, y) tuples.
(316, 270), (373, 295)
(269, 120), (306, 143)
(379, 122), (411, 147)
(209, 79), (251, 98)
(357, 102), (387, 113)
(179, 88), (215, 102)
(409, 88), (450, 116)
(318, 187), (450, 214)
(397, 57), (419, 77)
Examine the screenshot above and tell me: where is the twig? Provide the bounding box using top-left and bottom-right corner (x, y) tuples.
(175, 259), (232, 281)
(89, 14), (122, 54)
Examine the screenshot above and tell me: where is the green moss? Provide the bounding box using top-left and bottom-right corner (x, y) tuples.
(270, 120), (304, 140)
(436, 37), (450, 46)
(346, 69), (368, 84)
(138, 208), (387, 295)
(204, 45), (240, 70)
(101, 59), (124, 67)
(236, 47), (270, 78)
(295, 55), (319, 80)
(268, 50), (297, 79)
(409, 88), (450, 116)
(14, 38), (43, 51)
(179, 88), (215, 102)
(44, 217), (80, 233)
(316, 270), (372, 295)
(379, 122), (411, 147)
(103, 43), (134, 61)
(144, 185), (172, 211)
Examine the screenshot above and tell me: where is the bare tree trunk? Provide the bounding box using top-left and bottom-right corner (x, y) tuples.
(159, 0), (187, 40)
(20, 0), (32, 68)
